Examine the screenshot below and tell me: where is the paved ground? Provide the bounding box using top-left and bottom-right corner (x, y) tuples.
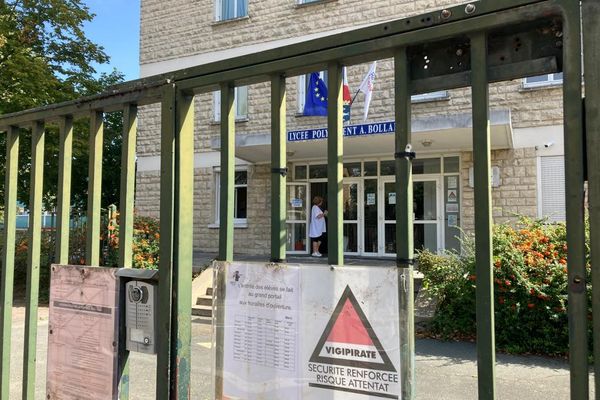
(6, 306), (595, 399)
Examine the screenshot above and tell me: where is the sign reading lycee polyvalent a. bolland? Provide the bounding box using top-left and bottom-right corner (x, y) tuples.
(220, 262), (400, 400)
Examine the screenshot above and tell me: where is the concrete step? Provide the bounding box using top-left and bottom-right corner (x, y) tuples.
(192, 305), (212, 318)
(196, 296), (212, 307)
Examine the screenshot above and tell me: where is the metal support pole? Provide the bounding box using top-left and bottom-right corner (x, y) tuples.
(394, 48), (415, 400)
(157, 84), (176, 400)
(56, 116), (73, 265)
(22, 121), (45, 400)
(0, 126), (20, 400)
(219, 82), (235, 262)
(582, 0), (600, 396)
(270, 74), (287, 263)
(327, 63), (343, 266)
(215, 82), (235, 399)
(86, 110), (104, 265)
(470, 32), (496, 400)
(117, 104), (138, 399)
(562, 2), (588, 399)
(171, 91), (194, 398)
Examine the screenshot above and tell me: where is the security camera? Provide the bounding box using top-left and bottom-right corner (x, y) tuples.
(544, 142), (554, 148)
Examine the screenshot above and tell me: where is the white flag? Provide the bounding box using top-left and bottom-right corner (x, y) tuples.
(357, 61), (377, 121)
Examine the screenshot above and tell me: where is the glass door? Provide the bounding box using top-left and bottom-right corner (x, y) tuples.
(363, 178), (379, 255)
(286, 183), (308, 254)
(381, 177), (442, 256)
(343, 180), (360, 255)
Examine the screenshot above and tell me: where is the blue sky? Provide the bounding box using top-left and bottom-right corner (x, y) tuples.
(83, 0), (141, 81)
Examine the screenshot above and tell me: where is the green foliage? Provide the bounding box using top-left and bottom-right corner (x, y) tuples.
(418, 217), (591, 355)
(103, 214), (161, 270)
(10, 214), (161, 302)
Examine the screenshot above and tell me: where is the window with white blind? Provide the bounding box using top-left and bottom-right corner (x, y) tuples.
(538, 155), (566, 222)
(524, 73), (563, 89)
(213, 86), (248, 121)
(215, 0), (248, 21)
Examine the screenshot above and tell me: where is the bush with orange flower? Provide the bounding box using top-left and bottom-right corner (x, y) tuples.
(418, 217), (591, 355)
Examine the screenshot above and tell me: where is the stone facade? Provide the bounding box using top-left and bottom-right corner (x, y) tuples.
(136, 0), (567, 255)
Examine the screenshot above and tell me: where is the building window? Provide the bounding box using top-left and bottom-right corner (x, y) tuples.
(523, 73), (563, 89)
(297, 71), (327, 114)
(214, 86), (248, 121)
(538, 155), (565, 222)
(215, 170), (248, 223)
(411, 91), (449, 103)
(215, 0), (247, 21)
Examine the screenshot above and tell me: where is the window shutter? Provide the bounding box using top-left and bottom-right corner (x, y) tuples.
(540, 156), (566, 222)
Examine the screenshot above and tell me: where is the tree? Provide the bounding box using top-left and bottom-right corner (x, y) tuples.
(0, 0), (125, 213)
(0, 0), (109, 113)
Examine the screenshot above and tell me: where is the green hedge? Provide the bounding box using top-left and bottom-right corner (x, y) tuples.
(418, 217), (592, 355)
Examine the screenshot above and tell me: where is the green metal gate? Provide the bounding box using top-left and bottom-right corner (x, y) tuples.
(0, 0), (598, 399)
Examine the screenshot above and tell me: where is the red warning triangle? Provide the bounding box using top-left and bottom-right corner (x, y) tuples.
(309, 285), (396, 372)
(326, 298), (373, 346)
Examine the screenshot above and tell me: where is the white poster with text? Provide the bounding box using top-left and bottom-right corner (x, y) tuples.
(221, 262), (401, 400)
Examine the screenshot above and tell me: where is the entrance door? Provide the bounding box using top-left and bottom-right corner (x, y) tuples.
(286, 182), (308, 254)
(381, 177), (442, 256)
(343, 180), (360, 255)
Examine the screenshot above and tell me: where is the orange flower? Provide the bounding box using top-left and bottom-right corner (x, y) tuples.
(527, 303), (535, 309)
(494, 260), (501, 268)
(108, 225), (115, 231)
(468, 274), (477, 281)
(559, 258), (566, 265)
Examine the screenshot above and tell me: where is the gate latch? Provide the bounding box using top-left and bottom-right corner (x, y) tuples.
(394, 144), (416, 161)
(271, 167), (288, 177)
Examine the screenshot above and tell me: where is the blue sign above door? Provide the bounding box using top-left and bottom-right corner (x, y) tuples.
(287, 121), (395, 142)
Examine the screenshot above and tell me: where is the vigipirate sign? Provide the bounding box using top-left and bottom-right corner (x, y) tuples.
(303, 279), (401, 400)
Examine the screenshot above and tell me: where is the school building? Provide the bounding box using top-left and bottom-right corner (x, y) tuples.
(135, 0), (566, 257)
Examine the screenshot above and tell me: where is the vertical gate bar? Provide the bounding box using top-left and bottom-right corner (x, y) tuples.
(157, 84), (176, 400)
(582, 0), (600, 396)
(22, 121), (45, 400)
(215, 82), (235, 400)
(394, 48), (415, 400)
(119, 105), (138, 268)
(0, 126), (20, 400)
(117, 104), (138, 399)
(562, 2), (588, 398)
(56, 116), (73, 264)
(470, 32), (496, 400)
(218, 82), (235, 262)
(86, 111), (104, 265)
(270, 74), (287, 262)
(172, 91), (194, 398)
(327, 63), (343, 266)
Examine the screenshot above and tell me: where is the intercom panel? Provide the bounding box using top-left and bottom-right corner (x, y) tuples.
(125, 280), (158, 354)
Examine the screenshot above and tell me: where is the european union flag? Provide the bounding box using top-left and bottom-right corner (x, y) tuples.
(303, 72), (328, 116)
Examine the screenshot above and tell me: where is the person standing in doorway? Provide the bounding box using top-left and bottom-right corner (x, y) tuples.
(309, 196), (327, 257)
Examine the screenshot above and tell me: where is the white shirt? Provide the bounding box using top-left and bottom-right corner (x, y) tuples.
(309, 205), (326, 238)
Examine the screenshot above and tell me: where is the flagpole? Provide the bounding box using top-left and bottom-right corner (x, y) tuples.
(349, 89), (361, 106)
